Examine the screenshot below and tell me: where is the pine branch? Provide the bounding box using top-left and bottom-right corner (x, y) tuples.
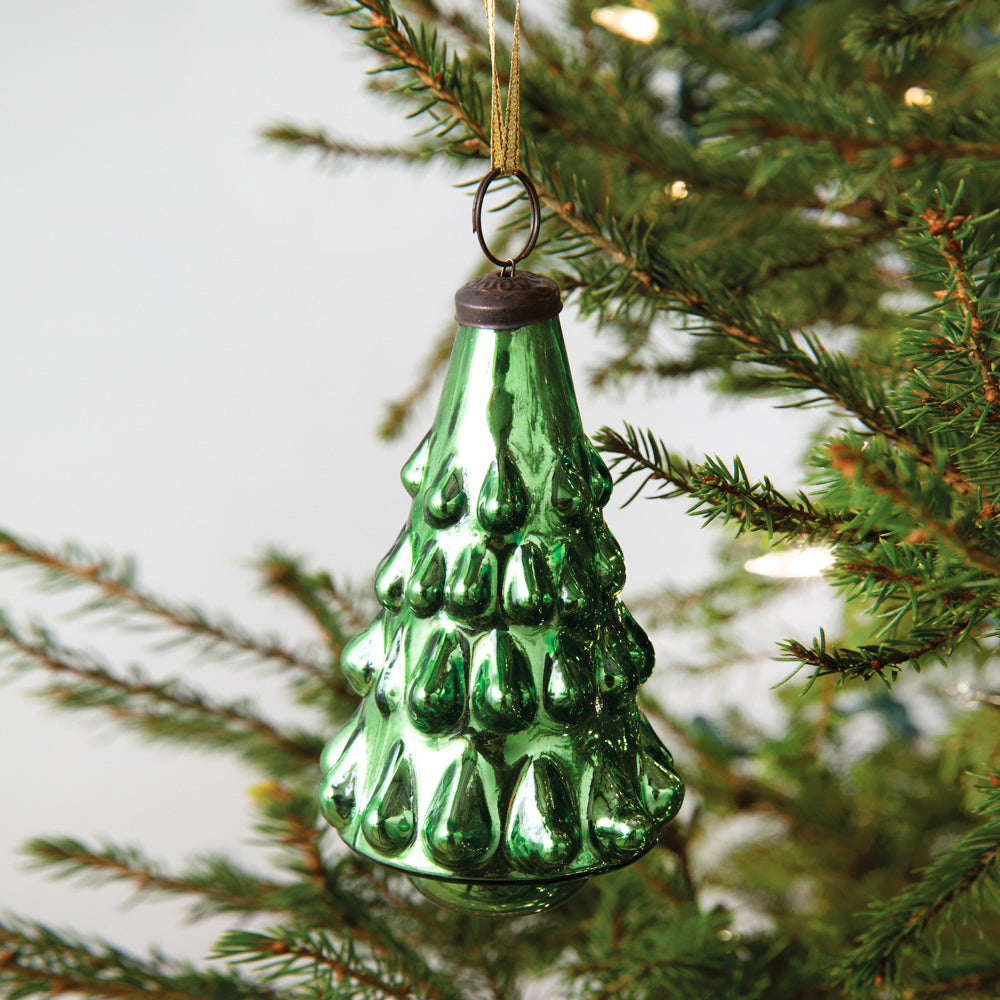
(213, 926), (463, 1000)
(397, 0), (486, 50)
(831, 547), (1000, 638)
(258, 550), (369, 657)
(249, 780), (329, 885)
(21, 838), (309, 922)
(738, 118), (1000, 168)
(888, 197), (1000, 498)
(588, 345), (733, 389)
(342, 0), (489, 159)
(299, 0), (489, 52)
(263, 122), (433, 165)
(654, 1), (799, 89)
(596, 424), (873, 545)
(564, 221), (978, 501)
(780, 626), (964, 686)
(0, 919), (277, 1000)
(843, 0), (1000, 72)
(907, 389), (1000, 431)
(919, 203), (1000, 421)
(741, 223), (902, 292)
(533, 113), (845, 218)
(0, 616), (322, 777)
(828, 441), (1000, 577)
(839, 771), (1000, 996)
(908, 966), (1000, 997)
(25, 833), (457, 967)
(0, 529), (330, 684)
(244, 781), (456, 986)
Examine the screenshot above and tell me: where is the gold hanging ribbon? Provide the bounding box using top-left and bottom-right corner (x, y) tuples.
(484, 0), (521, 175)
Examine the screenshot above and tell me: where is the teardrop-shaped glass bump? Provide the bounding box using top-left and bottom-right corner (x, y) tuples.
(408, 628), (467, 734)
(318, 760), (357, 832)
(586, 445), (614, 509)
(374, 627), (405, 717)
(423, 457), (467, 527)
(423, 753), (495, 872)
(502, 541), (555, 626)
(506, 757), (581, 875)
(638, 722), (684, 823)
(319, 712), (362, 774)
(401, 431), (432, 498)
(543, 634), (596, 725)
(362, 742), (417, 857)
(556, 549), (598, 626)
(619, 605), (655, 684)
(588, 758), (652, 862)
(375, 529), (411, 612)
(594, 526), (627, 594)
(318, 719), (364, 831)
(445, 546), (496, 623)
(470, 630), (537, 733)
(593, 625), (636, 708)
(406, 539), (446, 617)
(477, 452), (528, 534)
(340, 614), (385, 696)
(551, 451), (590, 523)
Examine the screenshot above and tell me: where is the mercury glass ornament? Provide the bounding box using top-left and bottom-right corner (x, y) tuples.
(318, 268), (683, 916)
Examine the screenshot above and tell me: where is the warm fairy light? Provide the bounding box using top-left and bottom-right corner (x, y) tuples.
(591, 6), (659, 42)
(904, 86), (933, 108)
(668, 180), (689, 200)
(744, 545), (835, 579)
(953, 681), (1000, 707)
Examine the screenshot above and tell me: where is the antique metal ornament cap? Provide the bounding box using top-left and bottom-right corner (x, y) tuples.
(454, 270), (563, 329)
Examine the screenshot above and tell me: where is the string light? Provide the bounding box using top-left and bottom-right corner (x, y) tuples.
(744, 545), (835, 579)
(904, 86), (933, 108)
(591, 5), (659, 42)
(668, 180), (689, 200)
(952, 681), (1000, 708)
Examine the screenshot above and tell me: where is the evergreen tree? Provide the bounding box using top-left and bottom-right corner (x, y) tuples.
(3, 0), (1000, 998)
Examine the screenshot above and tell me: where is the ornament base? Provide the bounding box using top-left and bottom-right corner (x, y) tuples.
(408, 875), (587, 916)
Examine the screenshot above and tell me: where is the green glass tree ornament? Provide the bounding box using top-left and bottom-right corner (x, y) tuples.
(318, 173), (683, 916)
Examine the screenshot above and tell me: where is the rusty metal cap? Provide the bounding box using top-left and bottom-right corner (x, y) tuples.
(454, 271), (563, 330)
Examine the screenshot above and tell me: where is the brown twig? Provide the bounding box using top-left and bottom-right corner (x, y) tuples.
(921, 205), (1000, 419)
(0, 960), (221, 1000)
(904, 966), (1000, 997)
(746, 118), (1000, 167)
(830, 443), (1000, 576)
(265, 939), (426, 1000)
(783, 628), (958, 682)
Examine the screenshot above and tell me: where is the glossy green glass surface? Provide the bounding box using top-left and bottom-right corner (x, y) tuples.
(318, 309), (683, 915)
(408, 874), (588, 915)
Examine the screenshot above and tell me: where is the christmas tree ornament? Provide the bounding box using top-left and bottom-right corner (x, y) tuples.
(318, 0), (682, 916)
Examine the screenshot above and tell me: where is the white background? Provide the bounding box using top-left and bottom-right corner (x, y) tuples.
(0, 0), (825, 966)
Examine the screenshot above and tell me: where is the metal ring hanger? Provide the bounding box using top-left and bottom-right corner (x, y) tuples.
(472, 168), (541, 273)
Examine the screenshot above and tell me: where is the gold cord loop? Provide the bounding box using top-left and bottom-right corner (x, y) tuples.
(485, 0), (520, 175)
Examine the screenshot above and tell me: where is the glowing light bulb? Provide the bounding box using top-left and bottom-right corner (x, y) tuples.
(744, 545), (835, 579)
(668, 180), (689, 200)
(591, 6), (659, 42)
(904, 86), (933, 108)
